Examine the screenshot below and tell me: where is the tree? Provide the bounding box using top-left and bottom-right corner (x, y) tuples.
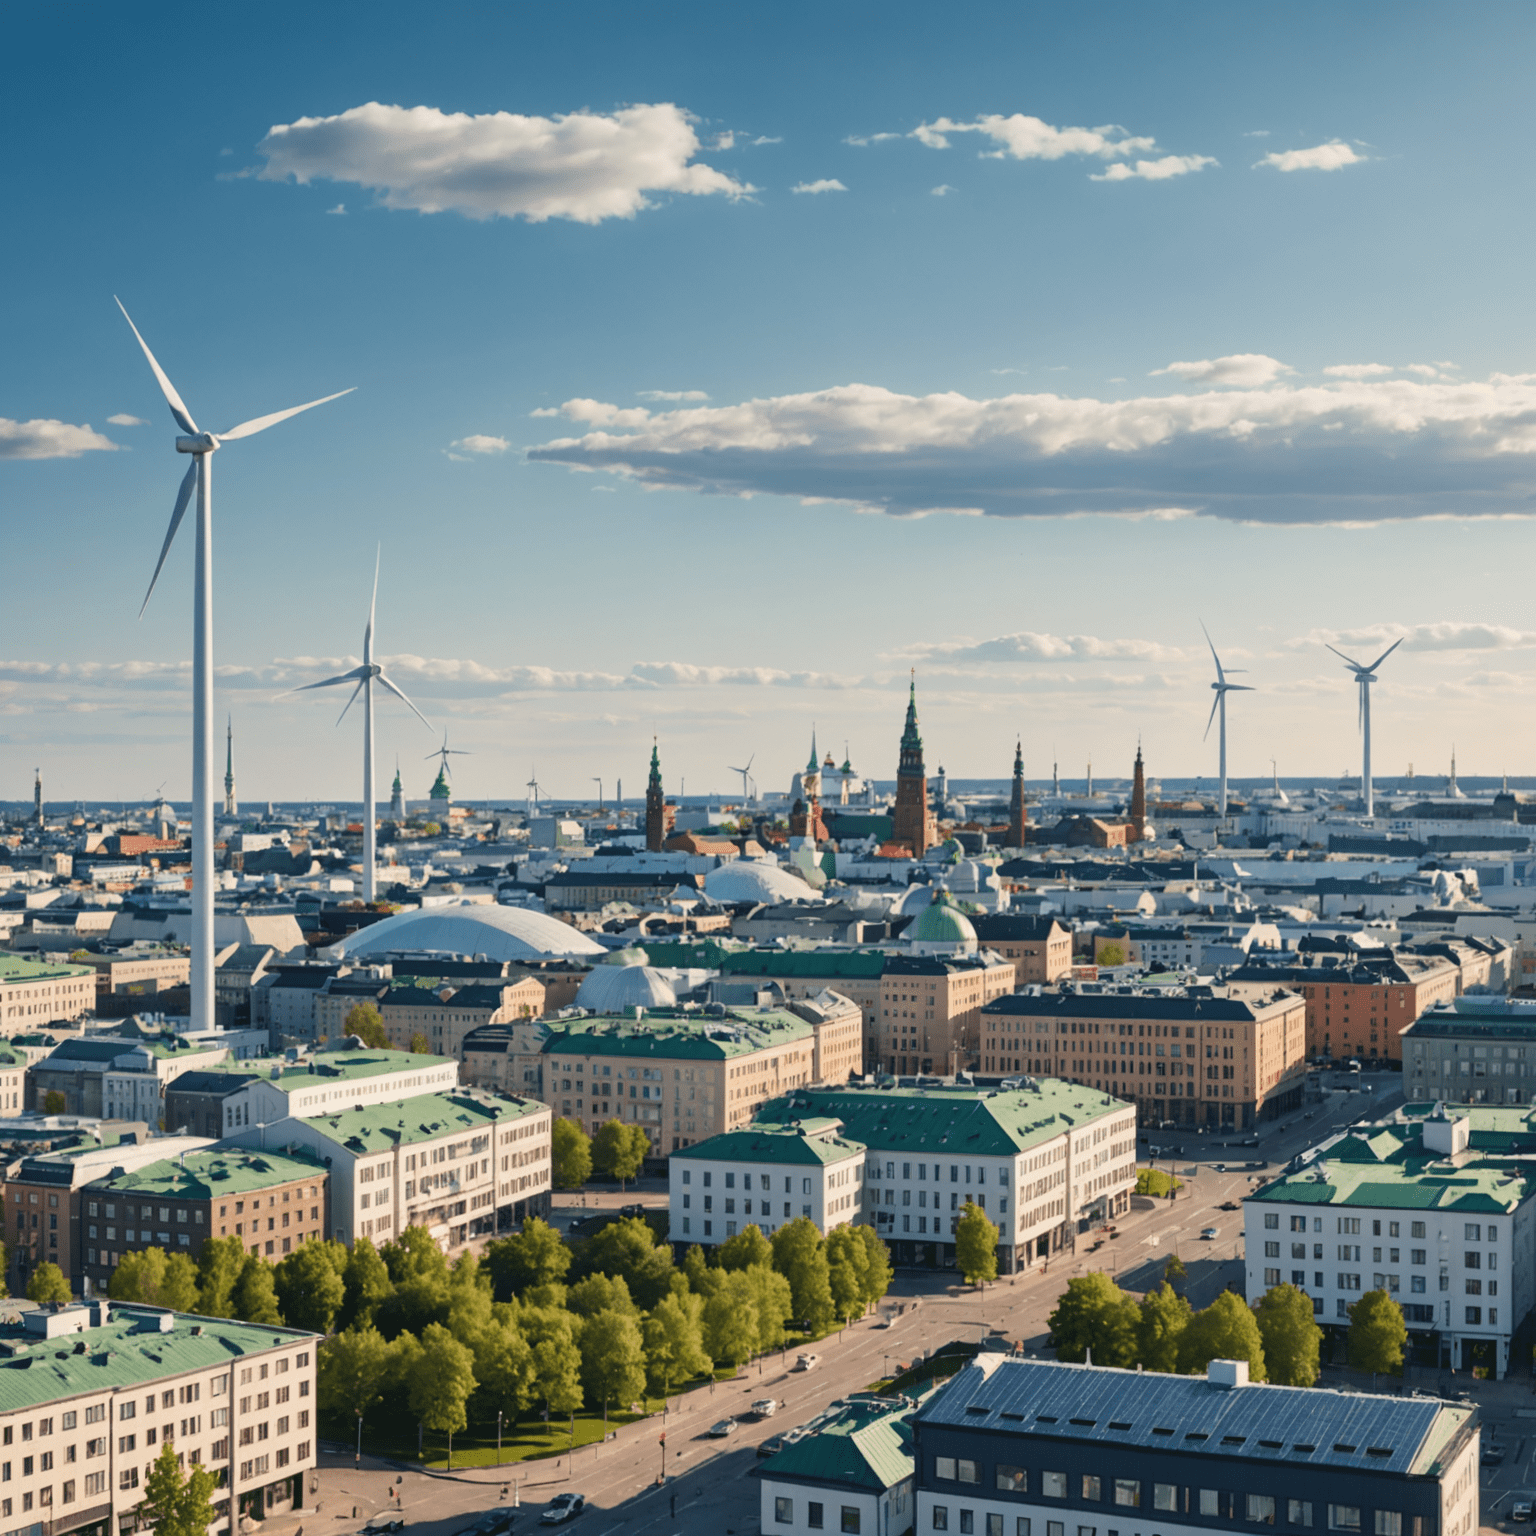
(232, 1254), (281, 1325)
(43, 1091), (66, 1115)
(110, 1248), (171, 1306)
(567, 1273), (636, 1320)
(551, 1118), (593, 1189)
(1097, 941), (1126, 967)
(1162, 1252), (1188, 1291)
(955, 1202), (1000, 1286)
(1348, 1289), (1407, 1378)
(1137, 1282), (1192, 1374)
(1255, 1283), (1323, 1387)
(318, 1325), (391, 1428)
(343, 1002), (389, 1049)
(1179, 1291), (1267, 1380)
(485, 1218), (570, 1302)
(827, 1254), (864, 1326)
(742, 1263), (793, 1354)
(471, 1315), (534, 1423)
(159, 1253), (201, 1313)
(378, 1226), (451, 1337)
(854, 1227), (893, 1311)
(770, 1217), (833, 1333)
(590, 1120), (649, 1191)
(25, 1263), (70, 1305)
(525, 1312), (584, 1421)
(580, 1309), (647, 1425)
(1049, 1274), (1140, 1367)
(572, 1217), (675, 1309)
(701, 1272), (758, 1369)
(340, 1235), (394, 1330)
(408, 1323), (477, 1467)
(409, 1032), (431, 1055)
(275, 1240), (347, 1334)
(642, 1291), (710, 1398)
(196, 1235), (246, 1318)
(139, 1440), (219, 1536)
(717, 1224), (773, 1273)
(1136, 1168), (1182, 1197)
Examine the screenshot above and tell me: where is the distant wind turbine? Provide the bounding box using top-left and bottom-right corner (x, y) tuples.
(116, 297), (352, 1029)
(426, 734), (472, 782)
(1201, 622), (1254, 818)
(1326, 636), (1403, 818)
(728, 753), (756, 802)
(288, 552), (432, 901)
(526, 770), (542, 814)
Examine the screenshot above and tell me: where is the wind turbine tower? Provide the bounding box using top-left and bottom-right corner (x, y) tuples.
(1326, 637), (1403, 818)
(116, 298), (352, 1030)
(1201, 622), (1253, 818)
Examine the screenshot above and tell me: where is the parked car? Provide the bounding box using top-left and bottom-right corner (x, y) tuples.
(758, 1435), (787, 1459)
(540, 1494), (585, 1526)
(752, 1399), (777, 1418)
(1218, 1201), (1239, 1211)
(1200, 1227), (1219, 1240)
(459, 1510), (517, 1536)
(708, 1418), (739, 1437)
(1511, 1501), (1531, 1522)
(795, 1353), (820, 1371)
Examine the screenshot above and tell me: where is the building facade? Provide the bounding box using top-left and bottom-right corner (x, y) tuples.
(759, 1396), (914, 1536)
(969, 916), (1072, 989)
(1401, 998), (1536, 1104)
(0, 957), (95, 1028)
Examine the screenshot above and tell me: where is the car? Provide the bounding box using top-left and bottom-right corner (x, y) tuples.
(619, 1203), (646, 1216)
(458, 1511), (517, 1536)
(1218, 1201), (1239, 1211)
(1481, 1445), (1506, 1467)
(1241, 1136), (1260, 1147)
(873, 1316), (893, 1329)
(1200, 1227), (1219, 1240)
(540, 1494), (585, 1526)
(758, 1434), (787, 1459)
(752, 1399), (778, 1418)
(795, 1353), (820, 1371)
(708, 1418), (739, 1437)
(363, 1520), (405, 1535)
(1512, 1501), (1532, 1523)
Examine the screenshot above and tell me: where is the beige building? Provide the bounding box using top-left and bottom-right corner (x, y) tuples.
(0, 956), (95, 1028)
(375, 975), (546, 1057)
(970, 915), (1074, 987)
(75, 949), (191, 998)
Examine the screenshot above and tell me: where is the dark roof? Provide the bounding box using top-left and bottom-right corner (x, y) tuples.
(164, 1071), (258, 1098)
(969, 915), (1067, 942)
(985, 987), (1288, 1022)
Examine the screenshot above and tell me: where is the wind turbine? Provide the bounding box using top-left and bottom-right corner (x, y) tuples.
(288, 553), (432, 901)
(1201, 622), (1254, 818)
(728, 753), (756, 804)
(1326, 637), (1403, 818)
(426, 734), (472, 785)
(115, 296), (352, 1031)
(526, 770), (542, 815)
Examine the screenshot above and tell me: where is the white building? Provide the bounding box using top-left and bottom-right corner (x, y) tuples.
(759, 1397), (914, 1536)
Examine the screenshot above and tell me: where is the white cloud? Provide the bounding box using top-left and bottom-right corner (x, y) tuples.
(711, 132), (735, 151)
(1255, 140), (1363, 173)
(0, 419), (119, 461)
(904, 631), (1182, 663)
(844, 132), (901, 146)
(107, 414), (148, 427)
(325, 202), (347, 215)
(931, 184), (955, 196)
(638, 390), (709, 402)
(751, 136), (782, 146)
(449, 434), (510, 455)
(527, 370), (1536, 525)
(1287, 622), (1536, 654)
(1404, 364), (1441, 377)
(792, 179), (846, 194)
(1090, 154), (1216, 182)
(912, 114), (1157, 160)
(1151, 354), (1292, 387)
(256, 100), (752, 224)
(1324, 363), (1393, 378)
(1243, 130), (1271, 138)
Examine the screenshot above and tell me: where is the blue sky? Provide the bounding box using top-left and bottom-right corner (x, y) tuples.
(6, 2), (1536, 805)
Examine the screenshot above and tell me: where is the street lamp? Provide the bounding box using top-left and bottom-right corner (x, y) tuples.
(497, 1409), (503, 1466)
(355, 1412), (362, 1471)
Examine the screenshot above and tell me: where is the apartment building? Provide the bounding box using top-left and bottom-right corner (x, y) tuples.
(668, 1118), (867, 1247)
(0, 956), (95, 1028)
(374, 974), (545, 1057)
(908, 1355), (1478, 1536)
(761, 1079), (1137, 1273)
(0, 1300), (318, 1533)
(80, 1148), (329, 1294)
(982, 983), (1308, 1131)
(1401, 997), (1536, 1104)
(1245, 1105), (1536, 1378)
(968, 915), (1074, 987)
(28, 1037), (231, 1121)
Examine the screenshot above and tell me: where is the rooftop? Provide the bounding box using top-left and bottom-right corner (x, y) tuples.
(294, 1089), (547, 1155)
(180, 1048), (455, 1092)
(87, 1147), (326, 1199)
(0, 956), (92, 985)
(544, 1008), (812, 1061)
(767, 1397), (913, 1491)
(672, 1120), (865, 1166)
(984, 984), (1298, 1022)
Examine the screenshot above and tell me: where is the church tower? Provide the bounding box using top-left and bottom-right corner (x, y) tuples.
(1008, 739), (1027, 850)
(389, 758), (406, 821)
(790, 732), (829, 843)
(645, 739), (667, 852)
(891, 674), (936, 856)
(1129, 742), (1147, 842)
(224, 717), (238, 817)
(33, 769), (42, 828)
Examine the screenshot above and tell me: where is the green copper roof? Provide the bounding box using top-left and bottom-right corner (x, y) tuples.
(429, 765), (451, 800)
(0, 956), (92, 985)
(89, 1148), (326, 1200)
(673, 1121), (865, 1166)
(909, 889), (976, 943)
(767, 1399), (913, 1492)
(296, 1089), (545, 1154)
(719, 950), (888, 980)
(545, 1008), (812, 1061)
(186, 1048), (455, 1091)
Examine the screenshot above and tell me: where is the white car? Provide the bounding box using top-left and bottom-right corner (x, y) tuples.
(795, 1353), (820, 1371)
(752, 1399), (778, 1418)
(708, 1418), (739, 1437)
(540, 1493), (585, 1525)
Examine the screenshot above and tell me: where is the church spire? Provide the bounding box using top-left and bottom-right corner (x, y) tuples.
(645, 736), (668, 851)
(223, 716), (238, 817)
(1008, 737), (1027, 850)
(892, 672), (934, 856)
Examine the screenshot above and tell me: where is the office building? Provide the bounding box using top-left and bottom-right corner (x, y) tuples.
(1401, 998), (1536, 1105)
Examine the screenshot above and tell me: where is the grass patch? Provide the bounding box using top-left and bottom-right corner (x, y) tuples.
(876, 1351), (970, 1396)
(1135, 1167), (1183, 1197)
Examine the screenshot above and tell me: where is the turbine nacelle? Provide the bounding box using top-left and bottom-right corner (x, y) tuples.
(175, 434), (220, 455)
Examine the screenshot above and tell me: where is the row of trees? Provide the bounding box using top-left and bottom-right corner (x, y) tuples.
(1048, 1265), (1409, 1384)
(550, 1118), (649, 1192)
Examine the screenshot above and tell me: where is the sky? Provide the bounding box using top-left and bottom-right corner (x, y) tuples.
(6, 1), (1536, 806)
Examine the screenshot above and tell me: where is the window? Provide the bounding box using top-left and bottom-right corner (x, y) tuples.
(1265, 1213), (1279, 1228)
(1375, 1516), (1401, 1536)
(775, 1497), (793, 1525)
(937, 1458), (957, 1481)
(1411, 1221), (1425, 1238)
(997, 1466), (1027, 1493)
(960, 1517), (974, 1536)
(808, 1503), (824, 1530)
(1290, 1503), (1313, 1527)
(1201, 1492), (1220, 1517)
(841, 1510), (861, 1535)
(958, 1460), (979, 1485)
(1113, 1481), (1140, 1509)
(1081, 1476), (1101, 1500)
(934, 1511), (949, 1532)
(84, 1474), (105, 1498)
(119, 1469), (138, 1491)
(1248, 1495), (1276, 1524)
(1329, 1508), (1361, 1532)
(1466, 1307), (1482, 1324)
(1156, 1486), (1178, 1513)
(1043, 1473), (1067, 1499)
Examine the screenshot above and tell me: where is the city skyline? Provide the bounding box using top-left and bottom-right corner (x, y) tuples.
(5, 3), (1536, 796)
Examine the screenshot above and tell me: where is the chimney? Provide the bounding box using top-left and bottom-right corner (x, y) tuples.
(1207, 1359), (1249, 1389)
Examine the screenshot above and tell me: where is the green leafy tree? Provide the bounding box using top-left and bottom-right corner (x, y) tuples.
(110, 1248), (171, 1306)
(825, 1227), (872, 1320)
(378, 1226), (451, 1337)
(742, 1263), (793, 1354)
(955, 1201), (1000, 1286)
(570, 1217), (675, 1310)
(1137, 1282), (1192, 1374)
(579, 1309), (647, 1423)
(343, 1001), (389, 1048)
(485, 1218), (571, 1302)
(525, 1311), (584, 1421)
(701, 1270), (758, 1369)
(232, 1254), (281, 1325)
(1348, 1289), (1407, 1378)
(43, 1091), (66, 1115)
(770, 1217), (834, 1332)
(318, 1325), (391, 1428)
(1179, 1291), (1267, 1380)
(470, 1315), (534, 1423)
(340, 1235), (394, 1330)
(1136, 1168), (1182, 1197)
(160, 1253), (200, 1313)
(716, 1224), (772, 1273)
(196, 1235), (246, 1318)
(590, 1120), (649, 1191)
(567, 1273), (636, 1320)
(1255, 1283), (1323, 1387)
(408, 1323), (477, 1467)
(274, 1240), (346, 1334)
(551, 1118), (593, 1189)
(642, 1291), (710, 1398)
(409, 1032), (430, 1055)
(854, 1227), (893, 1310)
(1162, 1252), (1188, 1291)
(681, 1244), (710, 1293)
(139, 1440), (219, 1536)
(25, 1263), (70, 1305)
(1049, 1273), (1140, 1367)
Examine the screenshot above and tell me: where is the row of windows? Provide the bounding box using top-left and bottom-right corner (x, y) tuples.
(1267, 1214), (1497, 1242)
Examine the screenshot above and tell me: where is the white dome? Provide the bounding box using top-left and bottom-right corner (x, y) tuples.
(575, 964), (677, 1012)
(327, 901), (606, 962)
(891, 883), (936, 917)
(703, 859), (822, 905)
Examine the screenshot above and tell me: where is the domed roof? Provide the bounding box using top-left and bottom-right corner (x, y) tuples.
(891, 883), (936, 917)
(575, 962), (676, 1012)
(600, 946), (651, 967)
(703, 858), (822, 905)
(909, 889), (977, 945)
(326, 901), (606, 962)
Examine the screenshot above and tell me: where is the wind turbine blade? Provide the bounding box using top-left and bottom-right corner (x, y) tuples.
(365, 546), (380, 664)
(336, 676), (367, 725)
(217, 387), (355, 441)
(1228, 684), (1256, 692)
(1199, 620), (1225, 684)
(115, 297), (199, 435)
(1366, 636), (1404, 672)
(377, 672), (434, 730)
(745, 753), (754, 772)
(1326, 643), (1365, 671)
(139, 459), (198, 618)
(286, 667), (368, 695)
(1204, 693), (1221, 741)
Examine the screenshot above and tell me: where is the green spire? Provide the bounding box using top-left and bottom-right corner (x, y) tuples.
(648, 737), (662, 792)
(429, 764), (451, 801)
(806, 729), (819, 774)
(901, 671), (922, 752)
